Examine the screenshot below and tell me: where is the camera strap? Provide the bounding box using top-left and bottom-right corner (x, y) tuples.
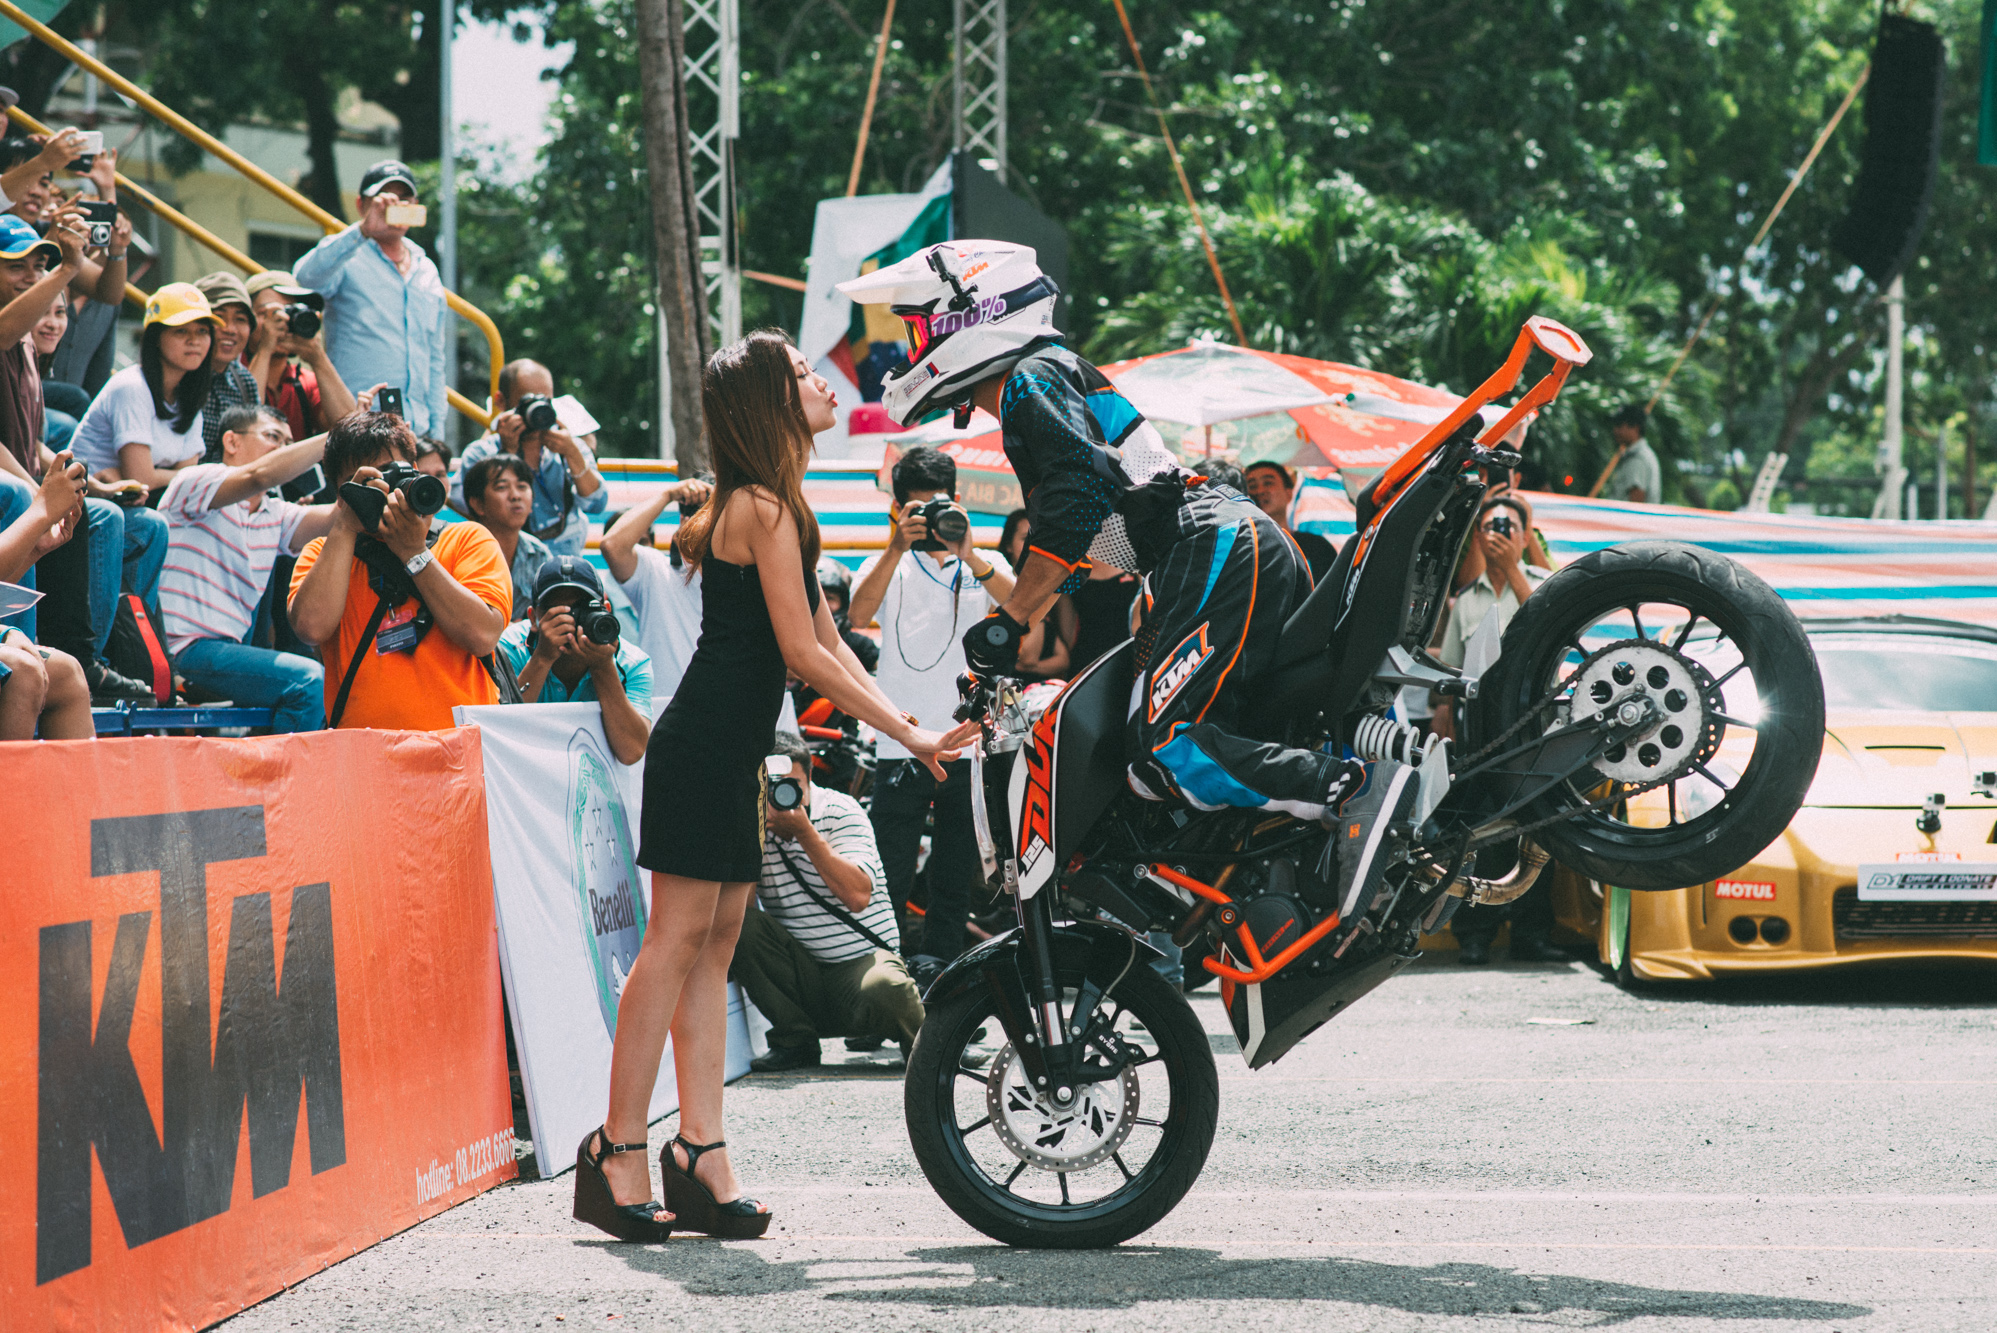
(328, 594), (393, 729)
(773, 844), (899, 955)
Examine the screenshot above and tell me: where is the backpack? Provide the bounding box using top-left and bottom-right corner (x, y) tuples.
(105, 593), (173, 705)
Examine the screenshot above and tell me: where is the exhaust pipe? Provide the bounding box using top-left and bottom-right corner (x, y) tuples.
(1451, 839), (1551, 906)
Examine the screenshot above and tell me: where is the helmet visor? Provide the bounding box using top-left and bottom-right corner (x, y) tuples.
(899, 311), (934, 359)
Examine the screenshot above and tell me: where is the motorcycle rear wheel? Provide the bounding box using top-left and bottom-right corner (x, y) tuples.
(905, 963), (1217, 1248)
(1470, 540), (1824, 891)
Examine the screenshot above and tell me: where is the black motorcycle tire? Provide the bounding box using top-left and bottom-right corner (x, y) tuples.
(1471, 540), (1823, 891)
(905, 962), (1218, 1249)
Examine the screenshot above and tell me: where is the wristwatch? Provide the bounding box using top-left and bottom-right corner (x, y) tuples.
(404, 549), (435, 577)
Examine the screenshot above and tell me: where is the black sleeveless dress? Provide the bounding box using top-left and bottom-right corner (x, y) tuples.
(638, 555), (820, 883)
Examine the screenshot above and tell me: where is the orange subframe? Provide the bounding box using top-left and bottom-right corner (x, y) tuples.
(1148, 864), (1341, 985)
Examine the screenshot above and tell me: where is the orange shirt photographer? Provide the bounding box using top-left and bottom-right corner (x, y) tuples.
(287, 411), (509, 730)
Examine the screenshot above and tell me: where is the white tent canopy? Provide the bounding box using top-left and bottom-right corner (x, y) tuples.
(1107, 340), (1332, 426)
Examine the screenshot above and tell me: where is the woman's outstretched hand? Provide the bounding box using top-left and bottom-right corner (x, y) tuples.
(902, 719), (984, 781)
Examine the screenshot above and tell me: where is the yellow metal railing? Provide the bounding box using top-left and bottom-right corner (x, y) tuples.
(0, 0), (500, 426)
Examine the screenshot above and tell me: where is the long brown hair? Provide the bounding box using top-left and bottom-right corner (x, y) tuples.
(676, 329), (821, 574)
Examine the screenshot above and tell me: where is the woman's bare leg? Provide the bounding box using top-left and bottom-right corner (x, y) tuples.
(600, 871), (723, 1209)
(36, 649), (94, 739)
(666, 880), (764, 1209)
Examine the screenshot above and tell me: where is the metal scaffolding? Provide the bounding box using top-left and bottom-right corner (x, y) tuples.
(954, 0), (1006, 182)
(685, 0), (740, 347)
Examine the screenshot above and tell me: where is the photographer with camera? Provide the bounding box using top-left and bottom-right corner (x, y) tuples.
(287, 411), (510, 731)
(291, 160), (448, 438)
(242, 270), (357, 441)
(731, 731), (925, 1072)
(159, 405), (335, 732)
(495, 557), (653, 763)
(849, 446), (1014, 983)
(453, 357), (604, 558)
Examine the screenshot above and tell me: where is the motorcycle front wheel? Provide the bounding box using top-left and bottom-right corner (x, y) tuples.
(904, 961), (1218, 1248)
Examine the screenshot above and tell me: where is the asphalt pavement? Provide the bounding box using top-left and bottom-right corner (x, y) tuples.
(224, 952), (1997, 1333)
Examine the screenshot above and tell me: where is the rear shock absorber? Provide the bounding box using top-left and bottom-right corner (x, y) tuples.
(1352, 714), (1434, 765)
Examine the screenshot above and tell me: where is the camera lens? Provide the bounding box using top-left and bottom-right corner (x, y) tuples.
(931, 506), (970, 545)
(580, 601), (621, 645)
(520, 395), (560, 433)
(769, 775), (804, 811)
(399, 470), (448, 516)
(285, 304), (321, 338)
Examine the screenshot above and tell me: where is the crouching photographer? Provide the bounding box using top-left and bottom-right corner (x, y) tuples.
(731, 731), (925, 1073)
(287, 411), (511, 731)
(496, 557), (654, 764)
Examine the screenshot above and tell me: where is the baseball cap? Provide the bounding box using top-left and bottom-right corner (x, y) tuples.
(245, 269), (321, 304)
(194, 270), (252, 313)
(0, 213), (60, 265)
(358, 160), (418, 199)
(532, 556), (605, 610)
(143, 282), (222, 329)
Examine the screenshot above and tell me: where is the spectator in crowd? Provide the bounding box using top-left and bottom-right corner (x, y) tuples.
(158, 405), (335, 733)
(193, 272), (266, 462)
(597, 473), (716, 698)
(813, 557), (877, 673)
(47, 140), (132, 399)
(1243, 460), (1336, 581)
(0, 211), (160, 703)
(453, 357), (605, 558)
(242, 270), (358, 440)
(288, 411), (509, 731)
(461, 452), (551, 619)
(1603, 404), (1662, 504)
(997, 508), (1076, 680)
(849, 446), (1014, 984)
(412, 435), (451, 480)
(72, 282), (217, 489)
(496, 558), (653, 763)
(292, 160), (448, 438)
(732, 731), (924, 1072)
(1429, 493), (1560, 965)
(30, 289), (73, 449)
(0, 448), (92, 737)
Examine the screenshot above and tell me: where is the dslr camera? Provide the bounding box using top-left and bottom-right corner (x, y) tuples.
(537, 587), (620, 646)
(338, 460), (448, 531)
(1487, 512), (1513, 538)
(284, 302), (322, 339)
(766, 755), (804, 812)
(516, 393), (560, 434)
(910, 496), (969, 552)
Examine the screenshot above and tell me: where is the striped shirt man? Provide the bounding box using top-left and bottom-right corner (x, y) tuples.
(159, 463), (308, 654)
(757, 785), (898, 964)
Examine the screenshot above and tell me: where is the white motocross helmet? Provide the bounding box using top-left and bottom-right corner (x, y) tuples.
(835, 240), (1061, 426)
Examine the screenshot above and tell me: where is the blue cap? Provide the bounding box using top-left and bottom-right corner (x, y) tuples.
(532, 555), (605, 609)
(0, 214), (60, 264)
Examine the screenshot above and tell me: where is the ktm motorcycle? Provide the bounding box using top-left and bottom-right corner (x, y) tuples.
(902, 318), (1826, 1248)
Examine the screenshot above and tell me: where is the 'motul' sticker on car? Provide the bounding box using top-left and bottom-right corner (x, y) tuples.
(1857, 863), (1997, 901)
(1715, 879), (1777, 900)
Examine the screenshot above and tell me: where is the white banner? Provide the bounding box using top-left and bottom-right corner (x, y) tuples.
(455, 701), (768, 1176)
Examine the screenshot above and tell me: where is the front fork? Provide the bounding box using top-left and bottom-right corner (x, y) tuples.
(968, 718), (1090, 1109)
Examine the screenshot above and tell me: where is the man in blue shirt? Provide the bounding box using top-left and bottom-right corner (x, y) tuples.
(451, 358), (605, 557)
(292, 160), (449, 438)
(495, 557), (652, 764)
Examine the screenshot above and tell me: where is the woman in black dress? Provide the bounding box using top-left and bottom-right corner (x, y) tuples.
(573, 331), (971, 1242)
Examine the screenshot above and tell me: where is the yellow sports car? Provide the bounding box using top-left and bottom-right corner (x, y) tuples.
(1550, 616), (1997, 984)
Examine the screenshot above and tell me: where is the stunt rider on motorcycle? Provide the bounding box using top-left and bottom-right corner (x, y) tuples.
(838, 241), (1421, 903)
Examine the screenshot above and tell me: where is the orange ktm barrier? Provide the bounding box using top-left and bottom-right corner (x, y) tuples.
(0, 728), (513, 1332)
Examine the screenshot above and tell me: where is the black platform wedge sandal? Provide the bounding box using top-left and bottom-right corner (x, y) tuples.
(573, 1127), (675, 1241)
(661, 1136), (772, 1238)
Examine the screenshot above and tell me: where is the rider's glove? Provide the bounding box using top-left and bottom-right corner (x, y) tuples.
(962, 608), (1026, 675)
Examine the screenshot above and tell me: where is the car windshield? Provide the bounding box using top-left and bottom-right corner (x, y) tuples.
(1813, 639), (1997, 712)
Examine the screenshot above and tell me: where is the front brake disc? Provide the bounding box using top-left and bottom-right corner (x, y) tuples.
(986, 1042), (1140, 1172)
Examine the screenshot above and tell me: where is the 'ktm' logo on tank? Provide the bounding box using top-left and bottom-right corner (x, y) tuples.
(1148, 625), (1214, 721)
